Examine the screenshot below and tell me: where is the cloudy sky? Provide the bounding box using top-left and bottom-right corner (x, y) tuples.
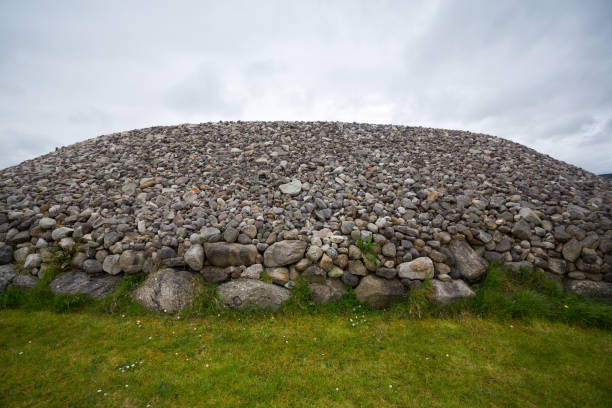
(1, 0), (611, 173)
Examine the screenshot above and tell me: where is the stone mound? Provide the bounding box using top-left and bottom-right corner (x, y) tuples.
(0, 121), (610, 308)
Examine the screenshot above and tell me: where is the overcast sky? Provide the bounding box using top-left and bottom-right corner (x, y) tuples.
(0, 0), (611, 173)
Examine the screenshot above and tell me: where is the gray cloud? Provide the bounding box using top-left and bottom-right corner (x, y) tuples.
(0, 0), (611, 173)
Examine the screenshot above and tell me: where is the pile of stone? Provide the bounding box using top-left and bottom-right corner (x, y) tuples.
(0, 121), (610, 310)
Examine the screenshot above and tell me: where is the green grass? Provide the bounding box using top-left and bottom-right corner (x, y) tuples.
(1, 264), (612, 406)
(1, 310), (611, 407)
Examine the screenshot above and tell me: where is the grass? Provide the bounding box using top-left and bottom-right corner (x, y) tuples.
(1, 311), (611, 407)
(1, 264), (611, 406)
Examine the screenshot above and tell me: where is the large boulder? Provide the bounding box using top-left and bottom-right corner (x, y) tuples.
(309, 280), (346, 305)
(204, 243), (258, 267)
(355, 275), (407, 308)
(397, 257), (434, 280)
(566, 280), (612, 303)
(132, 269), (204, 313)
(50, 272), (120, 300)
(216, 279), (291, 311)
(430, 279), (475, 306)
(263, 240), (307, 267)
(447, 240), (487, 282)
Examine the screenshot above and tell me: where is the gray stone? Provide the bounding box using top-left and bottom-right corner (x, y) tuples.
(8, 230), (30, 245)
(519, 207), (541, 225)
(223, 227), (239, 243)
(566, 280), (612, 303)
(83, 259), (103, 274)
(51, 227), (73, 241)
(511, 219), (531, 240)
(562, 239), (582, 262)
(11, 274), (38, 290)
(200, 266), (230, 283)
(306, 246), (323, 262)
(263, 240), (307, 267)
(381, 242), (396, 257)
(354, 275), (407, 308)
(201, 227), (221, 242)
(447, 240), (488, 282)
(50, 272), (120, 299)
(39, 217), (57, 229)
(241, 263), (263, 279)
(216, 279), (291, 311)
(431, 279), (475, 306)
(23, 253), (42, 270)
(102, 254), (122, 275)
(204, 243), (258, 267)
(341, 221), (354, 235)
(132, 268), (204, 313)
(0, 264), (17, 293)
(548, 258), (567, 275)
(279, 179), (302, 196)
(397, 257), (434, 280)
(119, 250), (145, 274)
(184, 244), (205, 271)
(342, 271), (360, 287)
(0, 245), (13, 265)
(302, 265), (326, 284)
(309, 280), (346, 305)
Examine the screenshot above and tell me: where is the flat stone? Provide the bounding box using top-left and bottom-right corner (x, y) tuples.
(566, 279), (612, 303)
(431, 279), (475, 305)
(132, 269), (204, 313)
(279, 179), (302, 196)
(447, 240), (488, 282)
(263, 240), (307, 267)
(50, 272), (120, 299)
(355, 275), (407, 308)
(204, 243), (258, 267)
(216, 279), (291, 311)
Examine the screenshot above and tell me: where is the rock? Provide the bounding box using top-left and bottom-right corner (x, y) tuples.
(381, 242), (396, 257)
(566, 280), (612, 303)
(132, 269), (204, 313)
(279, 179), (302, 196)
(430, 279), (475, 305)
(8, 230), (30, 245)
(102, 254), (122, 275)
(302, 265), (326, 283)
(265, 267), (290, 284)
(263, 240), (307, 267)
(119, 250), (145, 274)
(511, 219), (531, 240)
(519, 207), (541, 225)
(397, 257), (434, 280)
(241, 263), (263, 279)
(306, 246), (323, 262)
(200, 227), (221, 242)
(562, 239), (582, 262)
(328, 265), (344, 278)
(204, 243), (258, 267)
(200, 266), (230, 283)
(14, 247), (31, 263)
(348, 260), (367, 276)
(0, 265), (17, 293)
(548, 258), (567, 275)
(83, 259), (103, 274)
(50, 272), (120, 299)
(447, 240), (488, 282)
(39, 217), (57, 229)
(223, 227), (239, 243)
(341, 221), (354, 235)
(354, 275), (407, 308)
(104, 231), (123, 248)
(0, 245), (13, 265)
(216, 279), (291, 311)
(184, 244), (205, 271)
(309, 280), (346, 305)
(11, 274), (38, 290)
(23, 253), (42, 270)
(51, 227), (73, 241)
(342, 271), (360, 287)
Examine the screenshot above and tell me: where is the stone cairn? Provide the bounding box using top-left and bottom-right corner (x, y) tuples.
(1, 121), (611, 311)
